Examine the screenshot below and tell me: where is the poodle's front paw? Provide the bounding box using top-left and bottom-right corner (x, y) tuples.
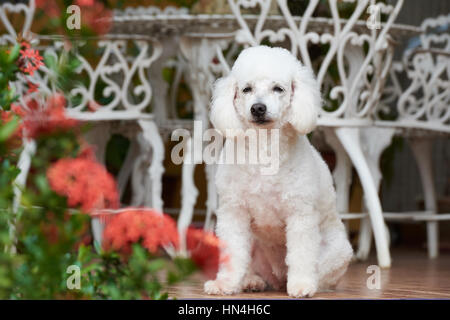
(242, 274), (266, 292)
(287, 278), (318, 298)
(204, 279), (241, 295)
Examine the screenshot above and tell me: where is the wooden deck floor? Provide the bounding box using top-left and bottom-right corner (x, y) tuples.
(167, 249), (450, 299)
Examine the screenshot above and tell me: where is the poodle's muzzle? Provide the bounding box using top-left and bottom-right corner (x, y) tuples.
(250, 103), (271, 125)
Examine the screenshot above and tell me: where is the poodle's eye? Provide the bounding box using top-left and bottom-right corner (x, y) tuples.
(273, 86), (284, 93)
(242, 86), (252, 93)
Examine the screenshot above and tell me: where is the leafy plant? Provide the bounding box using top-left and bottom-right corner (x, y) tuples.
(0, 32), (196, 303)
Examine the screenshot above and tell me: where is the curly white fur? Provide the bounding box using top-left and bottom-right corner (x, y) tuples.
(205, 46), (353, 298)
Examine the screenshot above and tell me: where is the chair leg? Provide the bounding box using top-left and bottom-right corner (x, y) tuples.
(91, 218), (104, 246)
(13, 139), (36, 212)
(130, 139), (146, 207)
(356, 217), (372, 260)
(138, 120), (165, 213)
(323, 129), (352, 230)
(409, 137), (439, 259)
(10, 139), (36, 253)
(83, 122), (111, 164)
(116, 139), (139, 199)
(178, 136), (199, 253)
(355, 127), (396, 260)
(335, 127), (391, 268)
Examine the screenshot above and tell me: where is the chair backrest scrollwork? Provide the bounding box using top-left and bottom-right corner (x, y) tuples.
(0, 0), (35, 45)
(1, 1), (162, 121)
(395, 14), (450, 132)
(9, 36), (163, 120)
(226, 0), (404, 124)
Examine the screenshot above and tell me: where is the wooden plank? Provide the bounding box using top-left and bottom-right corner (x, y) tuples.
(166, 249), (450, 299)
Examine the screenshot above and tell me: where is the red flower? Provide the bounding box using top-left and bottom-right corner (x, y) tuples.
(47, 157), (120, 212)
(186, 228), (224, 279)
(78, 143), (97, 160)
(17, 41), (44, 76)
(102, 209), (179, 255)
(27, 81), (39, 94)
(35, 0), (60, 18)
(87, 100), (100, 112)
(11, 93), (78, 138)
(76, 0), (95, 5)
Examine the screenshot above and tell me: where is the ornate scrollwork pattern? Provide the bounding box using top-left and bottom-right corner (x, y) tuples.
(396, 14), (450, 132)
(66, 37), (162, 117)
(227, 0), (404, 123)
(10, 37), (162, 120)
(0, 0), (35, 45)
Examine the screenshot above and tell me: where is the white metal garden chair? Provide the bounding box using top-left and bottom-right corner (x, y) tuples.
(357, 13), (450, 259)
(1, 0), (166, 244)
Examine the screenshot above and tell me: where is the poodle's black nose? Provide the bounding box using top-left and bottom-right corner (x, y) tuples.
(251, 103), (267, 118)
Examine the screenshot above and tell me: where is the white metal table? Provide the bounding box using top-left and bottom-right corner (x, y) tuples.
(2, 0), (425, 267)
(111, 1), (422, 267)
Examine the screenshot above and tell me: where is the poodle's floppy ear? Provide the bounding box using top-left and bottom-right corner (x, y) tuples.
(210, 75), (242, 137)
(288, 63), (321, 135)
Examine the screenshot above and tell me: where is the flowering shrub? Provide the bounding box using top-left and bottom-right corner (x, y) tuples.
(10, 93), (78, 139)
(186, 228), (222, 279)
(0, 40), (202, 298)
(102, 209), (179, 255)
(101, 209), (224, 280)
(0, 1), (227, 300)
(17, 42), (44, 76)
(47, 156), (120, 212)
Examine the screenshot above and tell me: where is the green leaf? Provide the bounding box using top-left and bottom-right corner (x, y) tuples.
(34, 174), (50, 194)
(44, 53), (57, 70)
(93, 240), (103, 255)
(0, 117), (18, 142)
(7, 44), (20, 63)
(147, 259), (166, 273)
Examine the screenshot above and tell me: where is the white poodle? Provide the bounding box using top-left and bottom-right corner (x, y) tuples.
(204, 46), (353, 298)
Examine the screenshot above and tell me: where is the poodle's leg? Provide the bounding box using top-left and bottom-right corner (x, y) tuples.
(204, 204), (252, 295)
(250, 241), (285, 291)
(318, 219), (353, 291)
(240, 241), (281, 292)
(286, 207), (320, 298)
(241, 252), (267, 292)
(241, 270), (267, 292)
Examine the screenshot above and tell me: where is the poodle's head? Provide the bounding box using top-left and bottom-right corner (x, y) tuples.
(210, 46), (321, 137)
